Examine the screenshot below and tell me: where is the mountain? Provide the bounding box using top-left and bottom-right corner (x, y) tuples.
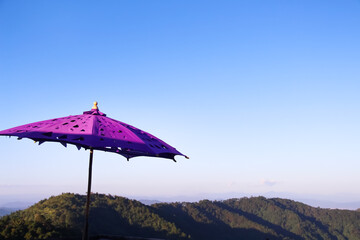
(0, 193), (186, 240)
(0, 208), (18, 218)
(138, 200), (162, 206)
(0, 202), (33, 217)
(0, 201), (33, 209)
(0, 193), (360, 240)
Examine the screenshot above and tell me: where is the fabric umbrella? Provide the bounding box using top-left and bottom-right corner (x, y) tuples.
(0, 102), (187, 240)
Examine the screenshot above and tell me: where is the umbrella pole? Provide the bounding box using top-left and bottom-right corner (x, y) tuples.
(83, 148), (94, 240)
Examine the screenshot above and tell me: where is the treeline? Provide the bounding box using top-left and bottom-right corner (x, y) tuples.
(0, 193), (360, 240)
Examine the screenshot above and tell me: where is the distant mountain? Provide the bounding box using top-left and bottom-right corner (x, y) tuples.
(138, 200), (162, 206)
(0, 208), (18, 218)
(0, 201), (33, 209)
(0, 201), (33, 217)
(0, 193), (360, 240)
(295, 199), (360, 210)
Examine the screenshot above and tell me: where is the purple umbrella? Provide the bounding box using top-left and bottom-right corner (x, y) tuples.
(0, 102), (187, 240)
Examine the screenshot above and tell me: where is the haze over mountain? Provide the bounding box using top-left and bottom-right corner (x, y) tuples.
(2, 191), (359, 212)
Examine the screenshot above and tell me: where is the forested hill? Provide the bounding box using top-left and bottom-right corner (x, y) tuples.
(0, 193), (360, 240)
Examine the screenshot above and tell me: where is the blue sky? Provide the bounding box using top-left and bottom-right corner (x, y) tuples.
(1, 0), (360, 206)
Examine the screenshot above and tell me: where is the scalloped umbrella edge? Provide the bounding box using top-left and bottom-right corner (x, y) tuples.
(0, 102), (188, 240)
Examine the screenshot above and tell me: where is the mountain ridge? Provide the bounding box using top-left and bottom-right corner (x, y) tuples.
(0, 193), (359, 240)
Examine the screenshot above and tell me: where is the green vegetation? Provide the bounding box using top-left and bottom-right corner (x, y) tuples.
(0, 193), (359, 240)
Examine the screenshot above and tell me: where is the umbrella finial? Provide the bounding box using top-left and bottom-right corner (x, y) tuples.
(83, 101), (105, 116)
(92, 101), (98, 110)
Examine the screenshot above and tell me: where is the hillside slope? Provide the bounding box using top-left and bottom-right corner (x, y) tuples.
(0, 193), (359, 240)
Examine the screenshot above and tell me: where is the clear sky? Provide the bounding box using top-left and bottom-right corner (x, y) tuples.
(1, 0), (360, 206)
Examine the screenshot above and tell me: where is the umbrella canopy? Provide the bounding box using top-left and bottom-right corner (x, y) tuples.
(0, 102), (186, 161)
(0, 102), (187, 240)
